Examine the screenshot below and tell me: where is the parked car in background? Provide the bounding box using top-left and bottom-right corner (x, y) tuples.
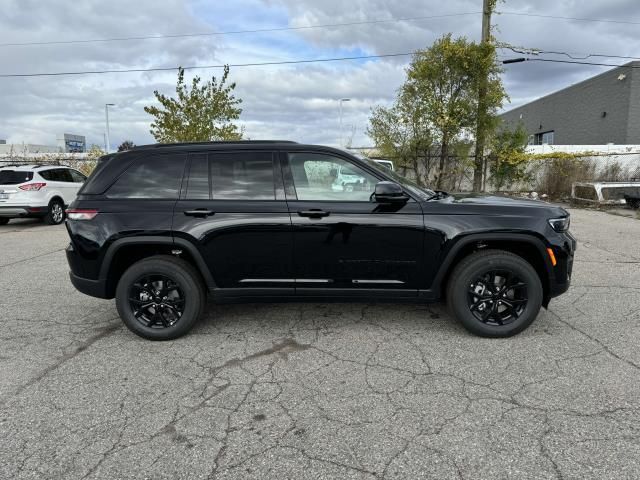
(0, 165), (86, 225)
(65, 141), (575, 341)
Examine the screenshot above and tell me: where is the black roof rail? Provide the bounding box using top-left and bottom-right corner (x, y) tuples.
(129, 140), (297, 151)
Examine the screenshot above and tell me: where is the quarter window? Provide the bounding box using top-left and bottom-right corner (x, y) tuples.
(106, 154), (186, 199)
(288, 153), (378, 201)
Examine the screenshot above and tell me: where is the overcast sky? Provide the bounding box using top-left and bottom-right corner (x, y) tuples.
(0, 0), (638, 149)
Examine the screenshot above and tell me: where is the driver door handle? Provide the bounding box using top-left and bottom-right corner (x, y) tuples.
(298, 209), (330, 219)
(184, 209), (215, 217)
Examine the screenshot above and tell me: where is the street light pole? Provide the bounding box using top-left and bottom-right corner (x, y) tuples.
(339, 98), (351, 147)
(105, 103), (115, 153)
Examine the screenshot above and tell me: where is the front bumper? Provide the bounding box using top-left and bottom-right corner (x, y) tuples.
(549, 231), (576, 298)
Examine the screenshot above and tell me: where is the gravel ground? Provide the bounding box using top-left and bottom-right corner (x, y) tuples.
(1, 208), (639, 479)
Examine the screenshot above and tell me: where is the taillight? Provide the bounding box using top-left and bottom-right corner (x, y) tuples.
(19, 182), (47, 191)
(66, 209), (98, 221)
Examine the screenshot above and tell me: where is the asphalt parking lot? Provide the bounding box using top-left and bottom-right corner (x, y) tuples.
(1, 208), (639, 479)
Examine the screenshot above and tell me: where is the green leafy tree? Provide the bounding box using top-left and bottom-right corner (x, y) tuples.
(488, 124), (530, 191)
(144, 66), (243, 142)
(367, 93), (432, 185)
(402, 34), (506, 189)
(117, 140), (135, 151)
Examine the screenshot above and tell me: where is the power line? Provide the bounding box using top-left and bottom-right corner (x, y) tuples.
(0, 12), (480, 48)
(497, 11), (640, 26)
(503, 57), (640, 68)
(0, 52), (414, 78)
(499, 44), (640, 61)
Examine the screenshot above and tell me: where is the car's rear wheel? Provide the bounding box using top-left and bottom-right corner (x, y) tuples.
(115, 256), (206, 340)
(446, 249), (543, 337)
(0, 218), (9, 225)
(44, 199), (65, 225)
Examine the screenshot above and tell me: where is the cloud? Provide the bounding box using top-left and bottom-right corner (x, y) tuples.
(0, 0), (638, 148)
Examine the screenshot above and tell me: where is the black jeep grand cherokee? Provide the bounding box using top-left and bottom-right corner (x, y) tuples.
(65, 141), (575, 340)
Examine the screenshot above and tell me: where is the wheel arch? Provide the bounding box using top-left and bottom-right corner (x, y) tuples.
(434, 233), (554, 307)
(100, 236), (216, 298)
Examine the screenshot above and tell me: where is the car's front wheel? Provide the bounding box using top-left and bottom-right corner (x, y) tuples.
(0, 218), (9, 225)
(115, 256), (206, 340)
(446, 250), (543, 337)
(44, 199), (65, 225)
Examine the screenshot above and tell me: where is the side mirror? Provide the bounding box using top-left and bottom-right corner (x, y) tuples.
(373, 181), (409, 204)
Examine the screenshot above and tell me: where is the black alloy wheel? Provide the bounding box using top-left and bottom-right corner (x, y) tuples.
(467, 270), (528, 326)
(129, 274), (186, 329)
(446, 249), (543, 338)
(115, 255), (206, 340)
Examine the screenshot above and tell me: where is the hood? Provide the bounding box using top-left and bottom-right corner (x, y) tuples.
(439, 193), (569, 217)
(450, 194), (550, 207)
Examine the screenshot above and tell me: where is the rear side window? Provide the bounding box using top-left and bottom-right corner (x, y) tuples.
(0, 170), (33, 184)
(209, 152), (275, 200)
(106, 154), (186, 199)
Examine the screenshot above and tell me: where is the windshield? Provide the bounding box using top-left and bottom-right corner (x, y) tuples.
(362, 158), (435, 200)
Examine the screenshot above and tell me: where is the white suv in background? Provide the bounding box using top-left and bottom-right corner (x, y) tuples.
(0, 165), (86, 225)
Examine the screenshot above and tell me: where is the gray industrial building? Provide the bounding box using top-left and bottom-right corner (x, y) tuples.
(500, 61), (640, 145)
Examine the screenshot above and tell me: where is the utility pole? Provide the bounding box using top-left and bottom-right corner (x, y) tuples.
(338, 98), (351, 147)
(472, 0), (492, 192)
(104, 103), (114, 153)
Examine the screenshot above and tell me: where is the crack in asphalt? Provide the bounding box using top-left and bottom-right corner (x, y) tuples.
(0, 320), (121, 407)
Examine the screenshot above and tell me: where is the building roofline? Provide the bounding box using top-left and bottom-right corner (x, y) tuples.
(500, 61), (640, 117)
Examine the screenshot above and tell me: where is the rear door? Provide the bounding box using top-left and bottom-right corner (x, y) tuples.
(172, 150), (294, 294)
(55, 169), (78, 205)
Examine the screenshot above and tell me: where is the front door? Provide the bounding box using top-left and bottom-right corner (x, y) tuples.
(172, 150), (294, 294)
(282, 151), (424, 296)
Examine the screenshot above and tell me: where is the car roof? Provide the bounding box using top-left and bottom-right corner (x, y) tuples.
(116, 141), (356, 159)
(0, 164), (73, 171)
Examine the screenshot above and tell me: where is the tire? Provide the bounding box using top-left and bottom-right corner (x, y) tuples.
(0, 218), (9, 225)
(446, 249), (543, 338)
(115, 255), (207, 340)
(44, 199), (65, 225)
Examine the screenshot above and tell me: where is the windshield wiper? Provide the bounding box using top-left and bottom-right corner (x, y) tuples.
(426, 190), (450, 201)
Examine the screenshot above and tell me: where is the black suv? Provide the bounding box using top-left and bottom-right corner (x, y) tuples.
(65, 141), (576, 340)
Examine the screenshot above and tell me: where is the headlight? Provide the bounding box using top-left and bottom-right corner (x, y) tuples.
(548, 216), (570, 232)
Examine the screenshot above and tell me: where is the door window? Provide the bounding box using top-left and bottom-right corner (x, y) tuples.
(209, 152), (275, 200)
(185, 154), (210, 199)
(69, 170), (87, 183)
(58, 169), (74, 182)
(288, 153), (378, 201)
(106, 154), (186, 199)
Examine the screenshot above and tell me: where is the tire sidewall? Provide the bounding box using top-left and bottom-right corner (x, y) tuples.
(449, 254), (543, 337)
(116, 259), (203, 340)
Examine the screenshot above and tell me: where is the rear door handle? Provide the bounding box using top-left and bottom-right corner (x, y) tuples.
(184, 209), (215, 217)
(298, 209), (330, 219)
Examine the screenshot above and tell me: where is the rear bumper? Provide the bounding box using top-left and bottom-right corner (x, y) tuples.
(0, 205), (47, 217)
(69, 271), (110, 299)
(66, 242), (112, 299)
